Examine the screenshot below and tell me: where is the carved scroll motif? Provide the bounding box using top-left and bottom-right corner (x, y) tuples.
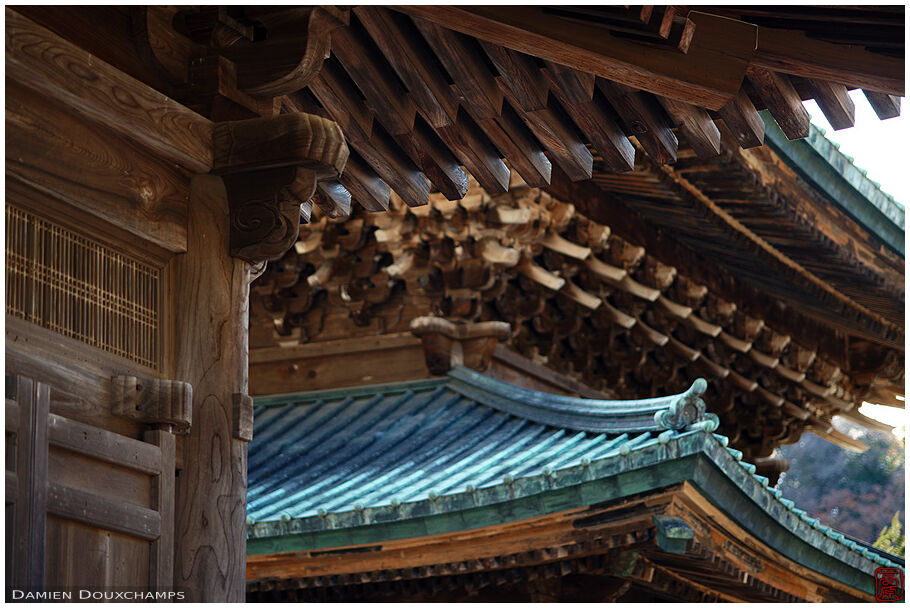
(214, 112), (349, 264)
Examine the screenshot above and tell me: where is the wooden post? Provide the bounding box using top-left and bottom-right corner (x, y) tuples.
(171, 175), (250, 601)
(145, 429), (176, 592)
(11, 376), (50, 594)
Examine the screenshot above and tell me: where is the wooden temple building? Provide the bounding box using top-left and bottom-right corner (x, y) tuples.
(4, 4), (904, 603)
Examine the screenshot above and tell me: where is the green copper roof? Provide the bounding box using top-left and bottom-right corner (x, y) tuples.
(246, 367), (899, 594)
(762, 111), (905, 255)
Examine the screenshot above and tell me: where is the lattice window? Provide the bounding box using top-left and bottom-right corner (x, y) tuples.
(6, 206), (160, 369)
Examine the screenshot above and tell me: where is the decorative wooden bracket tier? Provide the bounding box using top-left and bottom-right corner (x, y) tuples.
(410, 316), (511, 375)
(111, 376), (193, 434)
(213, 112), (349, 264)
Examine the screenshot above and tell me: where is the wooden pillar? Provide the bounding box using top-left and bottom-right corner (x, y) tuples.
(172, 175), (250, 601)
(170, 111), (347, 600)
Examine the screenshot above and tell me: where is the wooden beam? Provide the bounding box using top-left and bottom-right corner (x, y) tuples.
(48, 413), (162, 475)
(146, 429), (176, 591)
(436, 111), (512, 195)
(717, 89), (765, 148)
(754, 25), (904, 96)
(409, 117), (470, 201)
(46, 482), (161, 541)
(504, 90), (594, 182)
(314, 181), (352, 219)
(339, 152), (391, 212)
(549, 76), (636, 173)
(412, 17), (503, 120)
(657, 96), (722, 158)
(804, 79), (855, 130)
(863, 90), (901, 120)
(477, 105), (553, 188)
(310, 61), (431, 207)
(330, 23), (417, 137)
(6, 8), (213, 173)
(398, 7), (757, 110)
(746, 67), (810, 140)
(6, 81), (189, 253)
(598, 80), (678, 164)
(355, 7), (458, 128)
(480, 41), (549, 112)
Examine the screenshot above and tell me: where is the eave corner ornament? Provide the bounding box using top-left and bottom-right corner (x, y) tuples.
(655, 378), (718, 431)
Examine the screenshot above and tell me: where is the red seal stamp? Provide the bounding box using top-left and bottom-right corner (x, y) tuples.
(875, 567), (904, 602)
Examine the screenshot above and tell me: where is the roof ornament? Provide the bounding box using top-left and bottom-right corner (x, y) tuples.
(654, 378), (718, 431)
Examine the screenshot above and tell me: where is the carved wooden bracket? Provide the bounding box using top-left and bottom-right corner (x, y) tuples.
(232, 393), (254, 442)
(410, 316), (511, 375)
(111, 376), (193, 434)
(132, 6), (349, 118)
(213, 112), (349, 264)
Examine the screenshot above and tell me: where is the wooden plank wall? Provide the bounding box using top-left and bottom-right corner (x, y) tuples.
(4, 374), (176, 597)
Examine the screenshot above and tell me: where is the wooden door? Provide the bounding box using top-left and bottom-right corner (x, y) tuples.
(5, 374), (176, 600)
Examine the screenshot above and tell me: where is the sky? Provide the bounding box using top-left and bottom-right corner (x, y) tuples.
(805, 91), (907, 434)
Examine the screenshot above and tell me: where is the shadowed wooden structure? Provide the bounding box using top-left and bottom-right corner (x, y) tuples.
(4, 4), (904, 602)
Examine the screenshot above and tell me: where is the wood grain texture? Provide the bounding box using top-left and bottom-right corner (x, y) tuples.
(355, 7), (459, 128)
(212, 112), (348, 178)
(862, 90), (901, 120)
(231, 394), (254, 442)
(746, 67), (810, 140)
(6, 81), (190, 253)
(146, 429), (175, 591)
(754, 25), (904, 96)
(11, 375), (49, 593)
(598, 80), (678, 164)
(657, 96), (722, 158)
(48, 412), (162, 475)
(400, 7), (756, 110)
(46, 481), (160, 541)
(804, 80), (855, 131)
(717, 89), (765, 148)
(6, 8), (213, 173)
(6, 316), (149, 438)
(171, 175), (249, 601)
(111, 376), (193, 434)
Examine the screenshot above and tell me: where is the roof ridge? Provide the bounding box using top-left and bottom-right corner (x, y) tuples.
(446, 366), (715, 434)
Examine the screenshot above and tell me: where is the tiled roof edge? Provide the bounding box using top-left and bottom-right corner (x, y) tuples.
(247, 428), (897, 581)
(761, 112), (905, 255)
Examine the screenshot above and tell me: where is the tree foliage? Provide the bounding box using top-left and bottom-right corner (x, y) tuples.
(776, 418), (904, 545)
(874, 511), (905, 557)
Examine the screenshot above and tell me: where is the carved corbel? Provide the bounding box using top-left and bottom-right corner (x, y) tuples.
(213, 112), (349, 264)
(112, 376), (193, 434)
(410, 316), (511, 375)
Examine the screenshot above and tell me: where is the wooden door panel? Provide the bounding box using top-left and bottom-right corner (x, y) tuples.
(5, 374), (176, 596)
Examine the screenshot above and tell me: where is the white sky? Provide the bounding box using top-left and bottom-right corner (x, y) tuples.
(802, 91), (908, 207)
